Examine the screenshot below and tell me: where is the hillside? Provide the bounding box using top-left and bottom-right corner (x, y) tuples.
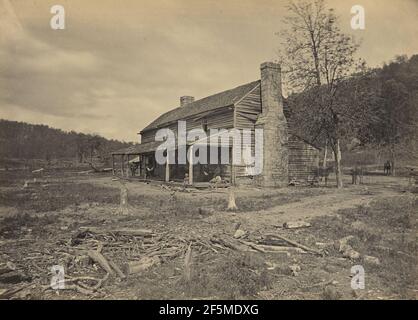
(0, 119), (135, 168)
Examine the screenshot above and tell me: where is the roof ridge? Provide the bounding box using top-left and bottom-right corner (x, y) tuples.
(141, 80), (260, 133)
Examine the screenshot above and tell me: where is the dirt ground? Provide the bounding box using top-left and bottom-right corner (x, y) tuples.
(0, 169), (416, 300)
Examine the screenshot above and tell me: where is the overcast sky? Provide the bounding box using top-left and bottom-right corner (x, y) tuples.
(1, 0), (417, 142)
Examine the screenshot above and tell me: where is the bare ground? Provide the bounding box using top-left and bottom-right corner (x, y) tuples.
(0, 170), (416, 300)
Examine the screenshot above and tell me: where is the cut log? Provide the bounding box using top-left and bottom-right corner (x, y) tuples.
(112, 228), (154, 237)
(283, 221), (311, 229)
(210, 235), (251, 252)
(87, 250), (114, 275)
(108, 260), (126, 279)
(127, 256), (161, 275)
(238, 240), (266, 253)
(0, 270), (31, 284)
(265, 233), (323, 256)
(246, 242), (305, 254)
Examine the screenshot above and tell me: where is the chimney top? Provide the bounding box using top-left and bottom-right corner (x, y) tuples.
(180, 96), (195, 107)
(260, 61), (280, 70)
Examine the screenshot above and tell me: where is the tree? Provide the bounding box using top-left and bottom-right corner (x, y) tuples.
(278, 0), (361, 188)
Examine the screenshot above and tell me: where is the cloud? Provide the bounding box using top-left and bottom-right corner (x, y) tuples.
(1, 0), (418, 142)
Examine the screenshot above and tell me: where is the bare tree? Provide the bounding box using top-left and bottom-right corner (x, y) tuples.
(278, 0), (361, 188)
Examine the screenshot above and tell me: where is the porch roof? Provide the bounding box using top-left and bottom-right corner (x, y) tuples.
(111, 141), (162, 155)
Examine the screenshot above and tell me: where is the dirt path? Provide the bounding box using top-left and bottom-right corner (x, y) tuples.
(86, 175), (407, 232)
(230, 185), (403, 230)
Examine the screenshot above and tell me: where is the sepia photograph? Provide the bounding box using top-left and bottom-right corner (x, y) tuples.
(0, 0), (417, 305)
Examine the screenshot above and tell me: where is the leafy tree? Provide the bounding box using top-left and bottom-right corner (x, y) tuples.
(278, 0), (361, 188)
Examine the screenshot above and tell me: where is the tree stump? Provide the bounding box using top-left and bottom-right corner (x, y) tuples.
(227, 187), (238, 211)
(183, 243), (193, 283)
(117, 182), (129, 215)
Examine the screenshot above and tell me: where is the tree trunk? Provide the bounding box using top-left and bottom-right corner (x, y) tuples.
(334, 139), (343, 189)
(323, 140), (328, 169)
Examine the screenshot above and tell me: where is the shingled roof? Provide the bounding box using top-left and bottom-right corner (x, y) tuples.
(112, 141), (162, 155)
(141, 80), (260, 133)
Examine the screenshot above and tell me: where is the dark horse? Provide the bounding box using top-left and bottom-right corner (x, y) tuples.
(384, 161), (392, 176)
(316, 166), (334, 186)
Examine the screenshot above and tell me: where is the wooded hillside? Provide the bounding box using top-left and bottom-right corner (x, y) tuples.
(288, 55), (418, 169)
(0, 119), (135, 165)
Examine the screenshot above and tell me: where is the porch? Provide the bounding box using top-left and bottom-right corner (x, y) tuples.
(111, 141), (233, 186)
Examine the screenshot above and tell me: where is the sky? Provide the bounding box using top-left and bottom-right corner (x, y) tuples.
(1, 0), (417, 142)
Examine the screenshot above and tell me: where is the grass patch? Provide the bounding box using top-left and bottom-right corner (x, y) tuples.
(0, 181), (119, 212)
(310, 195), (417, 298)
(179, 252), (272, 299)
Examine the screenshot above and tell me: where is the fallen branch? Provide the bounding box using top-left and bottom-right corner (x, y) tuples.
(79, 227), (153, 237)
(265, 233), (323, 256)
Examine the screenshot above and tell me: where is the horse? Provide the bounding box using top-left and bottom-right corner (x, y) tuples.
(384, 161), (391, 176)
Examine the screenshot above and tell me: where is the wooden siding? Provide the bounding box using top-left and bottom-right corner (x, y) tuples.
(234, 84), (261, 177)
(288, 135), (319, 181)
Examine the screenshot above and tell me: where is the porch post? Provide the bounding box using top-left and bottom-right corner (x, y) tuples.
(142, 155), (146, 179)
(165, 151), (170, 182)
(121, 155), (125, 176)
(126, 154), (130, 177)
(112, 154), (115, 175)
(188, 146), (193, 185)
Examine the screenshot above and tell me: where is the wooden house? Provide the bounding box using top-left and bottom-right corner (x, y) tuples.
(112, 62), (320, 187)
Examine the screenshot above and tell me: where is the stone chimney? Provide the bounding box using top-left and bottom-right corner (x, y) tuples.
(180, 96), (195, 107)
(255, 62), (289, 187)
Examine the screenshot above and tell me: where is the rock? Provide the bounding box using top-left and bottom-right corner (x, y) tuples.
(337, 236), (360, 260)
(233, 222), (241, 231)
(342, 247), (360, 260)
(265, 261), (278, 271)
(233, 229), (246, 239)
(336, 235), (355, 250)
(363, 255), (380, 266)
(198, 208), (214, 215)
(289, 264), (301, 276)
(323, 285), (342, 300)
(6, 262), (16, 271)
